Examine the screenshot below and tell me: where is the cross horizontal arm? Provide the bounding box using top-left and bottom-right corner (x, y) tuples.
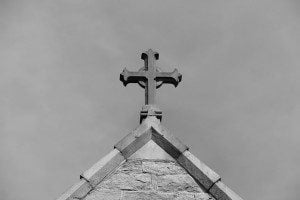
(155, 69), (182, 87)
(120, 68), (146, 86)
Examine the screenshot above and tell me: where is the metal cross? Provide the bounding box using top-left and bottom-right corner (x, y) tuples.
(120, 49), (182, 105)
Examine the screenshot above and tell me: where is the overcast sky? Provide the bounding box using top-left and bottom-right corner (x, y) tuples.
(1, 0), (300, 199)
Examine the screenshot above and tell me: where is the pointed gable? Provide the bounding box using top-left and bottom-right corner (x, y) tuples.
(57, 117), (243, 200)
(57, 50), (243, 200)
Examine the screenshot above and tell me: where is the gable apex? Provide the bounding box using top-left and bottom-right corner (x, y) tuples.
(114, 116), (188, 159)
(57, 116), (243, 200)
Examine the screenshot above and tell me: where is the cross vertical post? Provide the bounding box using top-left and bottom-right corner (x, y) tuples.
(142, 50), (158, 105)
(120, 49), (182, 122)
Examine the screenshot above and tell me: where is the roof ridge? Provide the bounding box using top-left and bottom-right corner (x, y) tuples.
(57, 116), (243, 200)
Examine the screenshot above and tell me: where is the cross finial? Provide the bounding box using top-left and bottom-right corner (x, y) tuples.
(120, 49), (182, 106)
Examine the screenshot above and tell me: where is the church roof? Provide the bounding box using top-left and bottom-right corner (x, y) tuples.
(57, 50), (243, 199)
(57, 116), (243, 200)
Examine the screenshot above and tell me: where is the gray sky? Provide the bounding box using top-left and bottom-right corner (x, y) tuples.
(1, 0), (300, 199)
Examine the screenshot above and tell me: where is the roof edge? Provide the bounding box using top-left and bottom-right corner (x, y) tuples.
(56, 179), (92, 200)
(80, 149), (125, 188)
(177, 150), (220, 191)
(56, 149), (125, 200)
(209, 180), (244, 200)
(57, 116), (244, 200)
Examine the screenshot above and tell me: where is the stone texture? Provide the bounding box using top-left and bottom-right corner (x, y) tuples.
(141, 160), (184, 175)
(122, 191), (174, 200)
(57, 179), (92, 200)
(115, 116), (188, 160)
(177, 151), (220, 190)
(129, 140), (175, 161)
(114, 116), (153, 152)
(118, 159), (143, 174)
(81, 149), (125, 188)
(156, 174), (202, 193)
(114, 122), (152, 159)
(97, 171), (152, 191)
(84, 190), (121, 200)
(121, 191), (213, 200)
(151, 123), (188, 159)
(121, 129), (152, 159)
(209, 181), (243, 200)
(83, 159), (213, 200)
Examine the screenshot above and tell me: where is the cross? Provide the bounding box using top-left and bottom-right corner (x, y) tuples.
(120, 49), (182, 105)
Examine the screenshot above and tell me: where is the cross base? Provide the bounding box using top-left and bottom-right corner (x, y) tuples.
(140, 105), (162, 123)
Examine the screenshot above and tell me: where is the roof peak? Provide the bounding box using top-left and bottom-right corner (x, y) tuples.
(57, 116), (243, 200)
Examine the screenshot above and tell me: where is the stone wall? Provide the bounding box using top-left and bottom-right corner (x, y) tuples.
(84, 159), (214, 200)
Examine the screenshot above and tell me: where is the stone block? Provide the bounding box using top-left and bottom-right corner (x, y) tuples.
(141, 160), (185, 175)
(177, 151), (220, 190)
(118, 129), (152, 158)
(151, 126), (188, 159)
(129, 140), (175, 160)
(114, 119), (157, 159)
(209, 181), (243, 200)
(193, 192), (215, 200)
(156, 174), (202, 193)
(117, 159), (143, 174)
(81, 149), (125, 188)
(57, 179), (92, 200)
(114, 120), (151, 151)
(121, 191), (175, 199)
(121, 191), (213, 200)
(84, 189), (122, 200)
(97, 172), (152, 191)
(114, 116), (188, 160)
(175, 192), (213, 200)
(114, 117), (157, 151)
(77, 159), (215, 200)
(140, 105), (162, 123)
